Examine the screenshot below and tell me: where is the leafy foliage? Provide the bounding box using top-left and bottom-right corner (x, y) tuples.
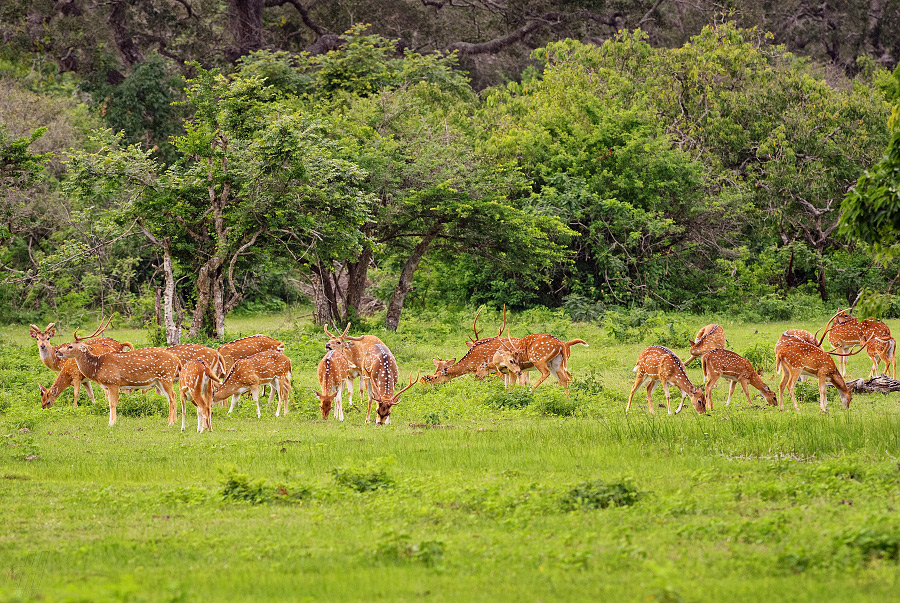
(560, 478), (643, 511)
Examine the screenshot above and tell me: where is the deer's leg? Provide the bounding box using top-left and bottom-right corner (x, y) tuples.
(196, 404), (202, 433)
(787, 372), (802, 412)
(84, 380), (95, 403)
(868, 351), (878, 378)
(251, 385), (261, 418)
(280, 378), (291, 415)
(662, 381), (674, 415)
(72, 373), (81, 408)
(777, 364), (790, 411)
(627, 372), (646, 412)
(336, 383), (344, 422)
(704, 374), (719, 411)
(726, 380), (739, 407)
(366, 387), (374, 424)
(817, 373), (828, 413)
(107, 385), (119, 426)
(738, 379), (753, 406)
(228, 394), (239, 414)
(645, 380), (658, 414)
(344, 377), (354, 408)
(530, 361), (552, 390)
(271, 380), (281, 417)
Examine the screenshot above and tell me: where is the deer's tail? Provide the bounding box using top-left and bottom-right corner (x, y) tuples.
(120, 341), (135, 351)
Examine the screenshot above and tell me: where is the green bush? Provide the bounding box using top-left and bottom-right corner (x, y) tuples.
(220, 470), (269, 505)
(486, 387), (534, 410)
(741, 343), (776, 373)
(840, 526), (900, 562)
(374, 531), (445, 567)
(560, 478), (643, 511)
(332, 461), (394, 492)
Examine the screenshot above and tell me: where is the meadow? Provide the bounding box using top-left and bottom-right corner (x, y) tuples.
(2, 307), (900, 602)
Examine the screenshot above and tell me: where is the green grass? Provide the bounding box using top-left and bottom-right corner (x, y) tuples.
(2, 309), (900, 602)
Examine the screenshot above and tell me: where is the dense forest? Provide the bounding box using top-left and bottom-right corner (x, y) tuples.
(1, 1), (900, 339)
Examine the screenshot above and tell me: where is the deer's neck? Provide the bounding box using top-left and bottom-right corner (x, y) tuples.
(69, 349), (102, 380)
(39, 345), (62, 370)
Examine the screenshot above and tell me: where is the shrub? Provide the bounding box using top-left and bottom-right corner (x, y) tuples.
(220, 470), (269, 505)
(840, 527), (900, 562)
(560, 478), (643, 511)
(741, 343), (776, 373)
(486, 387), (534, 410)
(332, 461), (394, 492)
(374, 531), (445, 567)
(535, 394), (578, 417)
(563, 294), (605, 323)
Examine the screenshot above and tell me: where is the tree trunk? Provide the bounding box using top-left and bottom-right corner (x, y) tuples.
(228, 0), (265, 59)
(385, 224), (444, 331)
(214, 270), (226, 340)
(161, 239), (180, 345)
(309, 266), (334, 325)
(189, 258), (222, 338)
(155, 287), (163, 326)
(345, 245), (372, 319)
(817, 258), (829, 302)
(108, 1), (143, 67)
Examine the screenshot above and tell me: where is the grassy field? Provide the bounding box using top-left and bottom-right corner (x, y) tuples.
(2, 308), (900, 602)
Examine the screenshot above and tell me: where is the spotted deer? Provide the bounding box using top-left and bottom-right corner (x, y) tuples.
(361, 343), (416, 425)
(178, 359), (222, 432)
(775, 337), (862, 412)
(165, 344), (226, 380)
(701, 348), (777, 409)
(490, 334), (588, 396)
(314, 348), (351, 421)
(216, 350), (292, 418)
(217, 334), (285, 407)
(627, 346), (706, 415)
(864, 335), (896, 378)
(683, 324), (726, 378)
(823, 310), (868, 377)
(55, 333), (181, 427)
(420, 337), (514, 385)
(323, 323), (384, 410)
(38, 337), (132, 409)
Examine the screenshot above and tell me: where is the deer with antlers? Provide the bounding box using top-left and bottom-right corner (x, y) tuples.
(179, 359), (222, 432)
(313, 348), (352, 420)
(489, 334), (588, 396)
(701, 349), (777, 409)
(420, 337), (517, 386)
(820, 309), (870, 377)
(464, 306), (508, 348)
(775, 336), (865, 412)
(55, 325), (181, 427)
(217, 350), (292, 418)
(38, 337), (133, 409)
(627, 346), (706, 415)
(856, 318), (895, 378)
(323, 323), (384, 410)
(682, 324), (726, 378)
(359, 343), (416, 425)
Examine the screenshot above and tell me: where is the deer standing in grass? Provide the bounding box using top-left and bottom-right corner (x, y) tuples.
(489, 334), (588, 396)
(216, 350), (292, 418)
(361, 344), (416, 425)
(314, 348), (352, 420)
(217, 335), (285, 407)
(39, 338), (132, 409)
(323, 323), (384, 411)
(701, 349), (777, 409)
(683, 324), (726, 379)
(420, 337), (515, 386)
(775, 338), (862, 413)
(179, 359), (222, 432)
(165, 344), (226, 380)
(627, 346), (706, 415)
(55, 331), (181, 427)
(30, 318), (133, 406)
(857, 318), (895, 378)
(822, 310), (869, 377)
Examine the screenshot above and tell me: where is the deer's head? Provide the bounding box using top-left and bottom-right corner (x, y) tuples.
(55, 341), (89, 359)
(29, 323), (57, 358)
(369, 373), (417, 425)
(324, 323), (351, 351)
(38, 384), (54, 409)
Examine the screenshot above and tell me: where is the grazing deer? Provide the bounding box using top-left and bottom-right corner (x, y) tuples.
(314, 348), (352, 420)
(55, 333), (181, 427)
(701, 348), (777, 409)
(464, 306), (507, 347)
(420, 337), (515, 385)
(627, 346), (706, 415)
(217, 334), (285, 407)
(360, 343), (416, 425)
(683, 324), (726, 378)
(490, 334), (588, 395)
(178, 359), (222, 432)
(216, 350), (292, 418)
(323, 323), (384, 410)
(775, 337), (861, 412)
(165, 344), (226, 380)
(38, 337), (132, 409)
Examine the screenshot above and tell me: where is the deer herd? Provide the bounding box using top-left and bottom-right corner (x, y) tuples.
(28, 307), (896, 430)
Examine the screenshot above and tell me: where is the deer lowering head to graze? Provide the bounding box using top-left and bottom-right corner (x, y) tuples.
(490, 334), (588, 396)
(314, 348), (351, 420)
(38, 337), (131, 409)
(683, 325), (726, 376)
(628, 346), (706, 415)
(361, 343), (416, 425)
(29, 316), (133, 373)
(775, 338), (861, 413)
(56, 336), (181, 427)
(215, 350), (292, 418)
(179, 359), (222, 433)
(323, 323), (384, 410)
(420, 337), (515, 386)
(701, 348), (777, 409)
(217, 334), (285, 408)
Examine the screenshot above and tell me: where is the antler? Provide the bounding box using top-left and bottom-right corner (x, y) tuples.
(323, 324), (337, 339)
(340, 322), (350, 339)
(468, 308), (484, 344)
(826, 333), (875, 357)
(497, 305), (507, 337)
(73, 315), (112, 343)
(391, 372), (419, 403)
(814, 310), (843, 345)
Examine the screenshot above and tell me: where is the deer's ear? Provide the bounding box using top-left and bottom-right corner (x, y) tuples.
(432, 358), (441, 367)
(39, 384), (48, 394)
(449, 358), (457, 365)
(47, 328), (57, 338)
